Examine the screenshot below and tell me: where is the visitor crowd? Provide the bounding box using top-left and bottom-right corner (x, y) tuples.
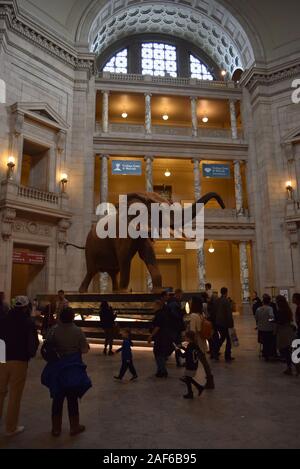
(0, 285), (299, 438)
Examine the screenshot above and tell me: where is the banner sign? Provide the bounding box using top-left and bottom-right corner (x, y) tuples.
(13, 251), (46, 265)
(112, 160), (142, 176)
(203, 164), (231, 179)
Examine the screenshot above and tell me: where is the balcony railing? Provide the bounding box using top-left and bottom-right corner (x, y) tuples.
(18, 185), (59, 205)
(95, 122), (244, 140)
(97, 72), (237, 90)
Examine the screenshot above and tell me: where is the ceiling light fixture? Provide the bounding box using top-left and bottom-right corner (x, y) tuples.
(162, 114), (169, 121)
(122, 112), (128, 119)
(166, 244), (173, 254)
(164, 169), (171, 177)
(208, 242), (215, 254)
(202, 116), (209, 123)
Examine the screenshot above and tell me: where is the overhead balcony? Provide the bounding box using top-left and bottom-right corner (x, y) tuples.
(0, 179), (71, 220)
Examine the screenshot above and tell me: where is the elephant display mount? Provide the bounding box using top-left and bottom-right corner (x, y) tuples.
(66, 192), (225, 293)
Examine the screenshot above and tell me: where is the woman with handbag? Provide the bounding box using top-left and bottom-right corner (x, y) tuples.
(41, 307), (91, 437)
(275, 295), (298, 376)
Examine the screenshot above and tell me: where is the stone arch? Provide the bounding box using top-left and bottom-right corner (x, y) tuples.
(75, 0), (261, 77)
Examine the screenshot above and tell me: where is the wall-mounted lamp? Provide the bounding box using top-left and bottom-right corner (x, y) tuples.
(164, 169), (171, 177)
(162, 113), (169, 121)
(60, 173), (68, 193)
(286, 181), (294, 200)
(221, 70), (227, 78)
(202, 116), (209, 123)
(166, 244), (173, 254)
(122, 112), (128, 119)
(7, 156), (16, 179)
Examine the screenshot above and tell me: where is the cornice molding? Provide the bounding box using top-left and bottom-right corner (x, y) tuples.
(240, 59), (300, 93)
(0, 1), (95, 75)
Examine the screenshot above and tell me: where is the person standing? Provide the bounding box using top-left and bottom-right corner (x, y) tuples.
(292, 293), (300, 339)
(41, 307), (91, 437)
(252, 291), (262, 317)
(148, 291), (173, 378)
(0, 296), (39, 436)
(167, 289), (185, 367)
(100, 301), (117, 355)
(189, 297), (215, 389)
(275, 295), (298, 376)
(255, 294), (276, 361)
(215, 287), (235, 362)
(55, 290), (69, 320)
(114, 329), (138, 381)
(0, 292), (9, 319)
(176, 331), (204, 399)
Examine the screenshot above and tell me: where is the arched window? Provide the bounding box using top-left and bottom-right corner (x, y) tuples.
(190, 55), (213, 81)
(141, 43), (177, 77)
(103, 49), (128, 74)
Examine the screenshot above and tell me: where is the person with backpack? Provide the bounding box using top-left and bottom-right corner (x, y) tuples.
(0, 296), (39, 437)
(188, 297), (215, 390)
(175, 331), (204, 399)
(255, 294), (277, 360)
(41, 307), (91, 437)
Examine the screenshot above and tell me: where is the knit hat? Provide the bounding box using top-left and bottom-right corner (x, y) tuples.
(15, 296), (30, 307)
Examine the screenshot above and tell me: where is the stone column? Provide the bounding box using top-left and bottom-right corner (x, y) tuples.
(192, 158), (205, 290)
(144, 155), (154, 291)
(234, 160), (244, 216)
(100, 155), (109, 293)
(145, 93), (152, 135)
(229, 100), (238, 140)
(190, 97), (198, 137)
(102, 91), (110, 133)
(239, 241), (251, 310)
(145, 155), (154, 192)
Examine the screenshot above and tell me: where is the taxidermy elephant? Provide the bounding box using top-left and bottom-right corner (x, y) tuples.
(67, 192), (225, 293)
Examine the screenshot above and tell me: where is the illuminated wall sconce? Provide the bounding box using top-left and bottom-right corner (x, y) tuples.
(166, 244), (173, 254)
(286, 181), (294, 200)
(122, 112), (128, 119)
(162, 114), (169, 121)
(202, 116), (209, 123)
(208, 242), (215, 254)
(60, 173), (68, 193)
(221, 70), (227, 78)
(7, 156), (16, 179)
(164, 169), (171, 177)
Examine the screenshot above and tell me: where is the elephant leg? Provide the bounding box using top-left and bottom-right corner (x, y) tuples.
(119, 262), (132, 292)
(108, 271), (119, 292)
(79, 271), (95, 293)
(138, 240), (162, 291)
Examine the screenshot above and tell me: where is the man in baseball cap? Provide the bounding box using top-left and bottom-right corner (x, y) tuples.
(0, 294), (39, 436)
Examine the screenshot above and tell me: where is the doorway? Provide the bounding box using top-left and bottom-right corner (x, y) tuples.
(157, 258), (182, 290)
(11, 244), (48, 299)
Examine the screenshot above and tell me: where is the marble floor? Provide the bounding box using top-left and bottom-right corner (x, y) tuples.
(1, 314), (300, 449)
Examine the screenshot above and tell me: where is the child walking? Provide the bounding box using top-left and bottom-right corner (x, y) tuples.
(176, 331), (204, 399)
(114, 329), (138, 381)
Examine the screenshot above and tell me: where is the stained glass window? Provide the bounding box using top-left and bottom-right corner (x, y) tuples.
(103, 49), (128, 74)
(190, 54), (213, 80)
(141, 43), (177, 77)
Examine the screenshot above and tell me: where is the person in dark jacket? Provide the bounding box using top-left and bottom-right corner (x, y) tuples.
(214, 287), (235, 362)
(148, 291), (174, 378)
(275, 295), (298, 376)
(114, 329), (138, 381)
(252, 292), (262, 317)
(167, 289), (185, 367)
(41, 307), (90, 437)
(176, 331), (204, 399)
(0, 292), (9, 319)
(0, 296), (39, 437)
(100, 301), (116, 356)
(292, 293), (300, 339)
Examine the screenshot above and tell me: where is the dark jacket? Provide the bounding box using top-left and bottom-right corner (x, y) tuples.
(215, 296), (234, 329)
(100, 306), (116, 329)
(152, 305), (174, 356)
(41, 352), (92, 399)
(0, 308), (39, 361)
(167, 298), (185, 336)
(180, 343), (199, 371)
(0, 302), (9, 319)
(117, 338), (133, 361)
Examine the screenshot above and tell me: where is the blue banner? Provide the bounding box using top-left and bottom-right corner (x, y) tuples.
(202, 164), (231, 179)
(112, 160), (142, 176)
